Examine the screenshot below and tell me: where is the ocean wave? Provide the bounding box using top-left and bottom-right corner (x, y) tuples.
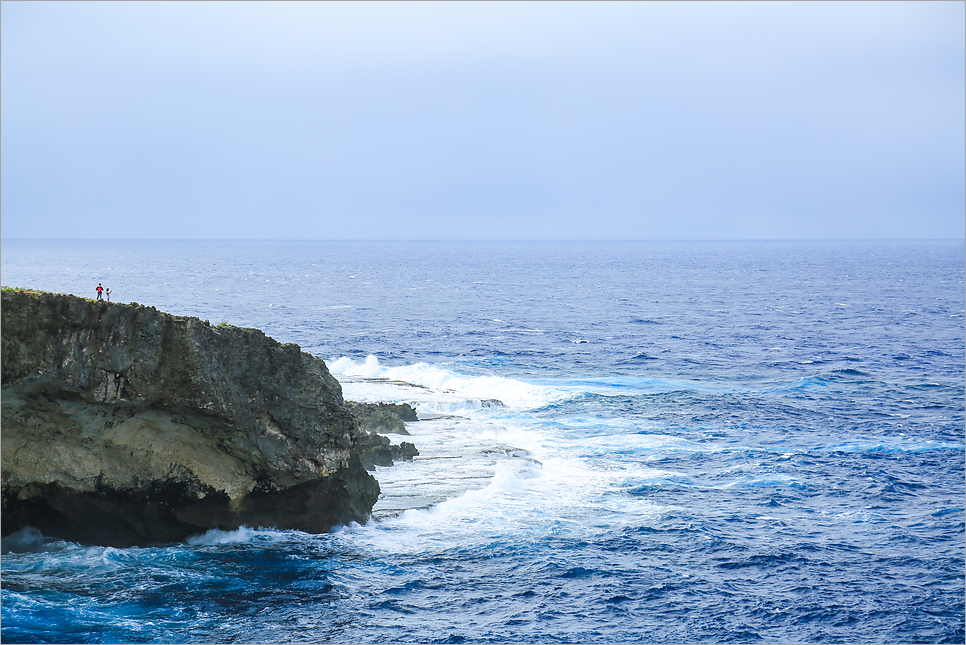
(329, 355), (568, 411)
(1, 527), (48, 554)
(821, 439), (965, 454)
(186, 526), (257, 546)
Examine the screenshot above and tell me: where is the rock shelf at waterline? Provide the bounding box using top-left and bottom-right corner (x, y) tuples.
(0, 289), (417, 547)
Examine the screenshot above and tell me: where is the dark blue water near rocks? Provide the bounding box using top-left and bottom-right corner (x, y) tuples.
(2, 239), (963, 643)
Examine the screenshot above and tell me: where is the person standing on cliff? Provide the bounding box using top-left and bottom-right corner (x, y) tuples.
(105, 288), (111, 302)
(96, 283), (103, 301)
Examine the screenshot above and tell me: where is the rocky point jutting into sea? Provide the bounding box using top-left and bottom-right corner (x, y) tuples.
(1, 289), (416, 547)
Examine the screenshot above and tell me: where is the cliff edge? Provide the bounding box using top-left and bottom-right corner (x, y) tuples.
(1, 289), (380, 547)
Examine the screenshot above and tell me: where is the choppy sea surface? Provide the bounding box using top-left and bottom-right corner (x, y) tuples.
(1, 239), (963, 644)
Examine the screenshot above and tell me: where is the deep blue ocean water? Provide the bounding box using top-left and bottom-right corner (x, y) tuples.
(1, 239), (963, 644)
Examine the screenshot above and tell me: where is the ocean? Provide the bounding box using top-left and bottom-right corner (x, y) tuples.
(1, 239), (963, 644)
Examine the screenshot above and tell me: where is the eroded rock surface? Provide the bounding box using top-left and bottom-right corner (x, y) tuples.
(1, 290), (380, 546)
(345, 401), (417, 435)
(344, 402), (420, 470)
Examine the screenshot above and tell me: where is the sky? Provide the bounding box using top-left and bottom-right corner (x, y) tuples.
(1, 1), (963, 240)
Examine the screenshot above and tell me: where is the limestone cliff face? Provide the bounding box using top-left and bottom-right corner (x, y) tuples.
(1, 290), (380, 546)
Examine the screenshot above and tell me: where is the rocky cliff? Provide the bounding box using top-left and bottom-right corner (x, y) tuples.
(1, 289), (382, 547)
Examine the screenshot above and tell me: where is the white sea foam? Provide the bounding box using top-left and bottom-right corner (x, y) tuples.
(186, 526), (255, 545)
(328, 356), (677, 548)
(404, 460), (543, 521)
(329, 355), (568, 411)
(348, 395), (673, 551)
(349, 448), (667, 555)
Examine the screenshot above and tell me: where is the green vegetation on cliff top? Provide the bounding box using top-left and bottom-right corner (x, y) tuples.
(2, 286), (94, 300)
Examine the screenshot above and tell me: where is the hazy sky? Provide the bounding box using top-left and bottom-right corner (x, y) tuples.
(2, 1), (963, 240)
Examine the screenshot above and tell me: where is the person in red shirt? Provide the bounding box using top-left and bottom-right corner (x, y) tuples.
(96, 284), (103, 300)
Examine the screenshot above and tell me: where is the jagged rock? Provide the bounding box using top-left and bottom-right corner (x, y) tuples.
(343, 402), (420, 470)
(353, 431), (419, 471)
(392, 441), (419, 462)
(345, 401), (417, 434)
(1, 289), (380, 547)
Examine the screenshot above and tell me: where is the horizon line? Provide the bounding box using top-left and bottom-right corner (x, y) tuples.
(2, 237), (964, 243)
